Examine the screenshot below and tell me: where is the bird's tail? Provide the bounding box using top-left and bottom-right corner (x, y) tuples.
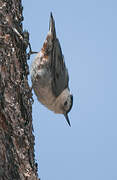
(49, 12), (56, 38)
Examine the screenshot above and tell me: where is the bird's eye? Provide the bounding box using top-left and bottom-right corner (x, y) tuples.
(64, 101), (68, 106)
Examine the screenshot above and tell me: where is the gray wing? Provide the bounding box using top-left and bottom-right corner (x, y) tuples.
(51, 38), (69, 97)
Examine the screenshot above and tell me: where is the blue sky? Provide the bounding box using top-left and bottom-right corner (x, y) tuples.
(23, 0), (117, 179)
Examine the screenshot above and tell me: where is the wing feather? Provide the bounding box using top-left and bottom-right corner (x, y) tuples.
(51, 38), (69, 97)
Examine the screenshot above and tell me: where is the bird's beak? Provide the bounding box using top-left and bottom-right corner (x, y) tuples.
(64, 114), (71, 127)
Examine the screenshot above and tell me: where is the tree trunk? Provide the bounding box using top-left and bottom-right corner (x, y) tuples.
(0, 0), (39, 179)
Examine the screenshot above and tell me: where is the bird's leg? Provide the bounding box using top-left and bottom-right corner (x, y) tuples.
(27, 42), (38, 59)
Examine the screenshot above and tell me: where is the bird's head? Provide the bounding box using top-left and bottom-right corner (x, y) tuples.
(54, 88), (73, 126)
(62, 94), (73, 127)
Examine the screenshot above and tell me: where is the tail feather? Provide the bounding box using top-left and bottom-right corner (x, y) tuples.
(49, 12), (56, 38)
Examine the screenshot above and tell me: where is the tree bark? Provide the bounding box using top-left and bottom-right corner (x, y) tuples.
(0, 0), (39, 179)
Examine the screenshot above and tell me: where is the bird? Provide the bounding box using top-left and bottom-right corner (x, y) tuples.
(30, 12), (73, 126)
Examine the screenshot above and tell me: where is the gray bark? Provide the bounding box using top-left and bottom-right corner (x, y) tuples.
(0, 0), (39, 179)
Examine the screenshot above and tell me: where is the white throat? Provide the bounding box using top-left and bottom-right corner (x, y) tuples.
(52, 88), (71, 114)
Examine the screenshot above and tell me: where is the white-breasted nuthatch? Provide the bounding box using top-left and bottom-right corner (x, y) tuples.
(30, 13), (73, 126)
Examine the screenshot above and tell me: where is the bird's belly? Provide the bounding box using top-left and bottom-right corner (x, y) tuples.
(32, 74), (56, 112)
(35, 86), (56, 111)
(31, 59), (58, 112)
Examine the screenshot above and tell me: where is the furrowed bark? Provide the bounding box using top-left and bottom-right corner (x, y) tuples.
(0, 0), (39, 179)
